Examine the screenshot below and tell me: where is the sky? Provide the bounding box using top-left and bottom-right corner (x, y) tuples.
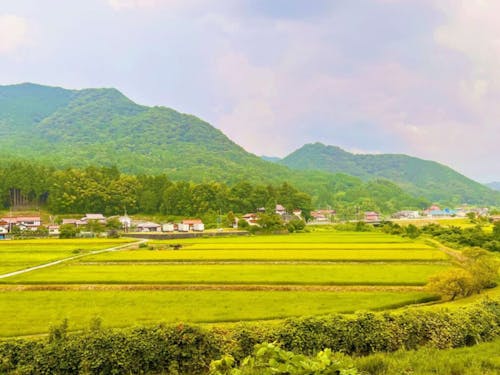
(0, 0), (499, 182)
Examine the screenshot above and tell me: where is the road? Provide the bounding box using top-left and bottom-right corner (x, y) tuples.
(0, 239), (147, 280)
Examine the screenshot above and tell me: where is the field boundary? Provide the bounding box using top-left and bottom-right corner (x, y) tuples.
(0, 240), (146, 280)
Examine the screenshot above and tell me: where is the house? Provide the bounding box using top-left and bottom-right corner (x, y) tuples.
(310, 209), (336, 222)
(136, 222), (161, 232)
(490, 215), (500, 223)
(0, 227), (8, 239)
(182, 219), (203, 231)
(275, 204), (286, 216)
(242, 213), (258, 225)
(364, 212), (380, 222)
(118, 216), (132, 230)
(177, 223), (190, 232)
(48, 225), (60, 236)
(81, 214), (106, 224)
(62, 218), (86, 227)
(193, 223), (205, 232)
(162, 223), (175, 232)
(392, 211), (420, 219)
(0, 216), (41, 231)
(429, 209), (456, 218)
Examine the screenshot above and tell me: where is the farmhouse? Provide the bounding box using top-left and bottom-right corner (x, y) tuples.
(0, 216), (42, 231)
(81, 214), (106, 224)
(182, 219), (204, 231)
(48, 225), (60, 236)
(162, 223), (175, 232)
(177, 223), (190, 232)
(275, 204), (286, 216)
(429, 209), (456, 218)
(242, 213), (258, 225)
(136, 222), (161, 232)
(0, 227), (8, 239)
(364, 212), (380, 222)
(62, 218), (86, 226)
(392, 210), (420, 219)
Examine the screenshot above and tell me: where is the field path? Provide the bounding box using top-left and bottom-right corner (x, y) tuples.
(426, 238), (465, 262)
(0, 239), (147, 280)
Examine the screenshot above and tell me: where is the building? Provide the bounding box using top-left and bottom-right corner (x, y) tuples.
(429, 209), (456, 218)
(242, 213), (258, 225)
(364, 212), (381, 222)
(182, 219), (204, 231)
(177, 223), (190, 232)
(162, 223), (175, 232)
(392, 211), (420, 219)
(0, 227), (8, 239)
(48, 225), (60, 236)
(0, 216), (41, 231)
(62, 218), (86, 227)
(118, 216), (132, 230)
(81, 214), (106, 224)
(275, 204), (286, 215)
(136, 222), (161, 232)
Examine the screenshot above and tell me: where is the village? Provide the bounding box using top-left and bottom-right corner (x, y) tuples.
(0, 203), (498, 239)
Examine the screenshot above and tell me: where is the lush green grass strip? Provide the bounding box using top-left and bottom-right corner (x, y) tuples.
(2, 263), (450, 285)
(85, 248), (448, 262)
(354, 337), (500, 375)
(0, 290), (433, 337)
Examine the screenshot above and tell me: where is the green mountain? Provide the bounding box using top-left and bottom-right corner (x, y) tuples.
(279, 143), (500, 206)
(485, 182), (500, 191)
(0, 83), (494, 209)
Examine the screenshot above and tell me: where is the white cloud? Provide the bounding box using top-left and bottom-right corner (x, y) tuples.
(107, 0), (209, 11)
(0, 14), (28, 55)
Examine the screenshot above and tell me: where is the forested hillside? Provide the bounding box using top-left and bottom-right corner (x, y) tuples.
(0, 83), (495, 207)
(0, 162), (428, 215)
(279, 143), (500, 206)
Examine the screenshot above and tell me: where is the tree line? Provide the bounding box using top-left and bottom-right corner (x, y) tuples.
(0, 162), (312, 216)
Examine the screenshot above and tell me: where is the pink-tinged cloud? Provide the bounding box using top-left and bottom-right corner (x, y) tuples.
(0, 14), (28, 55)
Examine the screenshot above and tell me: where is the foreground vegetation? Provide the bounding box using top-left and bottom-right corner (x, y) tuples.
(0, 298), (498, 374)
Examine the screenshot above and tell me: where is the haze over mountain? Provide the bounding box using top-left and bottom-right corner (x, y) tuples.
(486, 182), (500, 191)
(1, 83), (498, 207)
(278, 143), (500, 205)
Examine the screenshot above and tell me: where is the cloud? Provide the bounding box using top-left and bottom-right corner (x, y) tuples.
(0, 14), (28, 55)
(106, 0), (210, 11)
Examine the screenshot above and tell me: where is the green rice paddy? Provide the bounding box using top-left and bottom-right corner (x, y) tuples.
(0, 231), (449, 337)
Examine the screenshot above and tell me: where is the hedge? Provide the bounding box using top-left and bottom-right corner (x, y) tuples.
(0, 299), (498, 374)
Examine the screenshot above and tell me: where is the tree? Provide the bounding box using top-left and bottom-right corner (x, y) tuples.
(59, 224), (77, 239)
(426, 269), (474, 300)
(461, 247), (499, 292)
(257, 214), (284, 232)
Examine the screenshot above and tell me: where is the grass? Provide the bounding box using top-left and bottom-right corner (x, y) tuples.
(3, 263), (450, 285)
(0, 238), (134, 274)
(0, 230), (454, 337)
(84, 248), (448, 262)
(0, 289), (433, 337)
(354, 337), (500, 375)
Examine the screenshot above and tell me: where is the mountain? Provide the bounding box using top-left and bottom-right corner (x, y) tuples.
(0, 83), (495, 208)
(486, 182), (500, 191)
(279, 143), (500, 206)
(261, 156), (282, 163)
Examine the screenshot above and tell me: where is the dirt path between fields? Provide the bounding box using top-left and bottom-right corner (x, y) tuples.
(0, 284), (424, 292)
(425, 238), (465, 262)
(0, 240), (147, 280)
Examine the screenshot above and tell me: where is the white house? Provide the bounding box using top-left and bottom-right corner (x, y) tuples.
(119, 216), (132, 230)
(136, 222), (161, 232)
(177, 223), (190, 232)
(81, 214), (106, 224)
(48, 225), (60, 236)
(162, 223), (175, 232)
(193, 223), (205, 232)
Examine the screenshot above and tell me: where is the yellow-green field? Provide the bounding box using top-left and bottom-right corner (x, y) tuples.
(0, 231), (450, 337)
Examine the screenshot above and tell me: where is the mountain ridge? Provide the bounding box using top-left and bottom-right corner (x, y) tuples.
(279, 142), (499, 205)
(0, 82), (498, 207)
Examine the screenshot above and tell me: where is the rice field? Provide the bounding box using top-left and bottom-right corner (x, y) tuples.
(0, 238), (133, 275)
(0, 231), (450, 337)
